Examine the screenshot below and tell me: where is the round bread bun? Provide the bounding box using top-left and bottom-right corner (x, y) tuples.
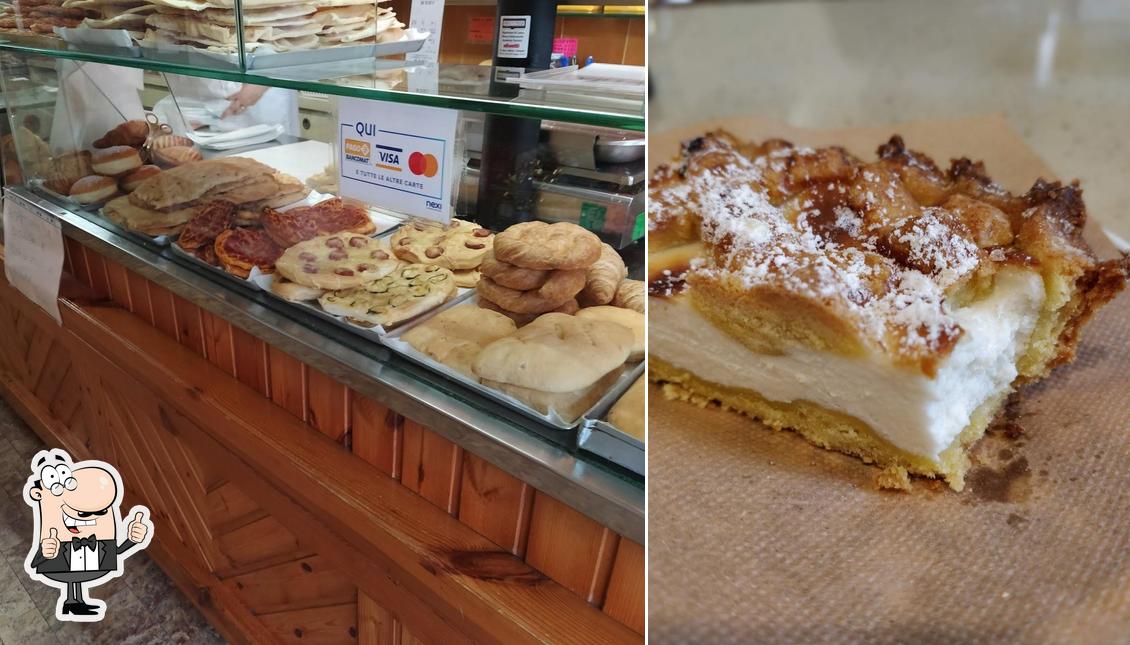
(69, 175), (118, 205)
(120, 165), (161, 192)
(91, 145), (142, 177)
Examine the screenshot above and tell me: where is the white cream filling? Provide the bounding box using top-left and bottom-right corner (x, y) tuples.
(650, 268), (1046, 460)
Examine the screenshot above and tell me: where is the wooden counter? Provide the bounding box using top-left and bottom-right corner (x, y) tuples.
(0, 230), (643, 642)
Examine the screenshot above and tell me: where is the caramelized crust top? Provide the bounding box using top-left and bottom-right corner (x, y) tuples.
(649, 131), (1127, 374)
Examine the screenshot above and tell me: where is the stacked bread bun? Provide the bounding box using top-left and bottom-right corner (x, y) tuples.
(475, 221), (600, 325)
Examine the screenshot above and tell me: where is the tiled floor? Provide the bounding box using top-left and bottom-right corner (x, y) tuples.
(0, 399), (224, 645)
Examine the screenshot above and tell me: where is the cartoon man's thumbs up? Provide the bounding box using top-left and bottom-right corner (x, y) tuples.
(42, 528), (59, 559)
(127, 511), (148, 544)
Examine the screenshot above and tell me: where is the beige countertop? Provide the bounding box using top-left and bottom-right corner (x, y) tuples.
(650, 0), (1130, 249)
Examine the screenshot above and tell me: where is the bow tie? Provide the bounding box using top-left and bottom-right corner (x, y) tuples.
(71, 536), (98, 550)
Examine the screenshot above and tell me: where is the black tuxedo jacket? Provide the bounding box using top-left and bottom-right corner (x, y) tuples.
(31, 538), (137, 574)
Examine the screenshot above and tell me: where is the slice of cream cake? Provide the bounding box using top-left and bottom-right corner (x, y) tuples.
(648, 131), (1128, 490)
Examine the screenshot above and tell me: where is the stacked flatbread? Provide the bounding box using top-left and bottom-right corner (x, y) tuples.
(103, 156), (308, 236)
(65, 0), (157, 40)
(140, 0), (405, 53)
(0, 0), (85, 35)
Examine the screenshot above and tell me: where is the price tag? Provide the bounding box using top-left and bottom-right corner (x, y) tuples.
(337, 98), (459, 224)
(3, 197), (63, 325)
(407, 0), (445, 63)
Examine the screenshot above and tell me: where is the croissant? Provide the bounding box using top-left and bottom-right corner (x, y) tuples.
(578, 243), (627, 306)
(93, 120), (149, 149)
(611, 279), (643, 313)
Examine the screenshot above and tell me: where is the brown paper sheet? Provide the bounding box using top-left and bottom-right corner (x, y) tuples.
(648, 115), (1130, 643)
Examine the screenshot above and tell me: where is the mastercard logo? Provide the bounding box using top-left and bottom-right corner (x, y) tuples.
(407, 152), (439, 178)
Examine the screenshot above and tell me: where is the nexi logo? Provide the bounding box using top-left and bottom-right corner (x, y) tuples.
(344, 139), (370, 163)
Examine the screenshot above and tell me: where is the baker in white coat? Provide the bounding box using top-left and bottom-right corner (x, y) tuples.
(155, 75), (299, 136)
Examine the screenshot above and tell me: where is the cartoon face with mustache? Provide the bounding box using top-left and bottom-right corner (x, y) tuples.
(23, 448), (153, 622)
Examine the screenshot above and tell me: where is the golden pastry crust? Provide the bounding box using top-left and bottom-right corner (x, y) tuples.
(577, 243), (627, 306)
(275, 233), (399, 290)
(400, 306), (516, 379)
(319, 264), (456, 328)
(479, 251), (549, 290)
(476, 270), (586, 314)
(478, 296), (578, 327)
(648, 130), (1128, 376)
(493, 221), (601, 270)
(611, 279), (644, 313)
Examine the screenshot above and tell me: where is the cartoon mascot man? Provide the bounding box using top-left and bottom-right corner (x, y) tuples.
(22, 448), (153, 622)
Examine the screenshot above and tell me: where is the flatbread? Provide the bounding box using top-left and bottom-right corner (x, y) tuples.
(319, 264), (456, 328)
(275, 233), (398, 290)
(401, 306), (517, 379)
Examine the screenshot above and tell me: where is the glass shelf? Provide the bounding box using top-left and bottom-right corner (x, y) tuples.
(0, 39), (644, 130)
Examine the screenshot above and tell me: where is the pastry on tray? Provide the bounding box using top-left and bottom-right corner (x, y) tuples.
(319, 264), (456, 328)
(274, 232), (398, 290)
(390, 218), (494, 270)
(262, 197), (375, 247)
(401, 306), (517, 379)
(472, 312), (634, 422)
(214, 227), (283, 278)
(648, 130), (1128, 490)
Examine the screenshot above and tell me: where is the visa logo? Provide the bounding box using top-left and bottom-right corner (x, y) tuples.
(373, 144), (404, 172)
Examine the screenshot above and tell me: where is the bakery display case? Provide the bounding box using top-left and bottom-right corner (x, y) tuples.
(0, 6), (643, 637)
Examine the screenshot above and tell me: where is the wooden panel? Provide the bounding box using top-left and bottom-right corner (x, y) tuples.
(216, 515), (308, 574)
(0, 258), (642, 644)
(147, 281), (179, 339)
(401, 419), (463, 513)
(351, 393), (402, 480)
(228, 554), (355, 615)
(104, 258), (133, 310)
(172, 294), (207, 357)
(83, 249), (111, 299)
(400, 625), (426, 645)
(205, 480), (265, 535)
(357, 593), (397, 645)
(525, 492), (619, 605)
(269, 346), (308, 421)
(200, 311), (237, 377)
(232, 324), (270, 397)
(258, 603), (358, 645)
(307, 366), (349, 443)
(602, 538), (644, 634)
(125, 269), (153, 324)
(458, 453), (533, 557)
(66, 238), (91, 287)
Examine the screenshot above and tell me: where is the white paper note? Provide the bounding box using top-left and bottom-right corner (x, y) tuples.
(3, 198), (64, 325)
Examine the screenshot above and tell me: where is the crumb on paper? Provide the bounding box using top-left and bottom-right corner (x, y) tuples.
(876, 466), (912, 491)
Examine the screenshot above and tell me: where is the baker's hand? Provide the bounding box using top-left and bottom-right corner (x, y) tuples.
(42, 528), (59, 559)
(127, 511), (148, 544)
(222, 85), (269, 119)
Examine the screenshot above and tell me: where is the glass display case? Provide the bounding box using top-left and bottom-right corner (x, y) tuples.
(0, 5), (644, 639)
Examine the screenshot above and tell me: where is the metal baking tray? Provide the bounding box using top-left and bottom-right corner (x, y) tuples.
(381, 295), (646, 430)
(29, 180), (174, 247)
(579, 419), (644, 476)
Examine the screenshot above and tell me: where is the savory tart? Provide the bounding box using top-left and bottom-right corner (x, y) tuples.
(648, 131), (1128, 490)
(214, 227), (284, 278)
(261, 197), (376, 247)
(319, 264), (456, 328)
(275, 232), (398, 290)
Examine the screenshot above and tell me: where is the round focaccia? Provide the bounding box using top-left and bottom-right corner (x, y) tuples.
(275, 232), (398, 290)
(318, 264), (456, 328)
(389, 218), (494, 270)
(400, 305), (517, 378)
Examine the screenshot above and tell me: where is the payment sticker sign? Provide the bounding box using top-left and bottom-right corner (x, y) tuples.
(338, 98), (459, 224)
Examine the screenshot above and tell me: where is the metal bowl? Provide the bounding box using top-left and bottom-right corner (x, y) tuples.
(595, 136), (645, 164)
